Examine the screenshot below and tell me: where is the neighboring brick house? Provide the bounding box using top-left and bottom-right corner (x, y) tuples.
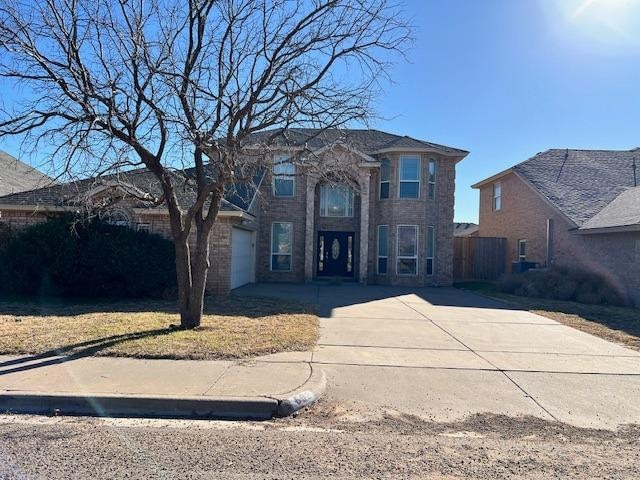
(0, 129), (468, 294)
(473, 148), (640, 306)
(0, 151), (52, 196)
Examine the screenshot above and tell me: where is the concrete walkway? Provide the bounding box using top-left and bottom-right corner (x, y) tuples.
(237, 283), (640, 429)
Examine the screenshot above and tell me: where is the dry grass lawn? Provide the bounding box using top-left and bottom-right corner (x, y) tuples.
(0, 295), (319, 360)
(457, 282), (640, 351)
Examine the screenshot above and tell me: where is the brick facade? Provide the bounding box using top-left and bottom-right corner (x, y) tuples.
(0, 205), (241, 295)
(254, 150), (458, 287)
(477, 171), (640, 306)
(1, 145), (463, 294)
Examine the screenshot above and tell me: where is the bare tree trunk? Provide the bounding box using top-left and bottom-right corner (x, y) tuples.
(181, 224), (211, 329)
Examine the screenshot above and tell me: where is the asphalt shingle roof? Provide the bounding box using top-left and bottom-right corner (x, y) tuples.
(244, 128), (468, 156)
(580, 186), (640, 230)
(0, 128), (464, 211)
(0, 151), (53, 196)
(513, 148), (639, 227)
(453, 222), (479, 237)
(0, 165), (263, 213)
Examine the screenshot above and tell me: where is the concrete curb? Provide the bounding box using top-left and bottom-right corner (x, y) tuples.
(0, 392), (278, 420)
(0, 366), (327, 420)
(275, 366), (327, 417)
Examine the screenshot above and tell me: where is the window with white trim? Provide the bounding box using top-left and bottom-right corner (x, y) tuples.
(137, 223), (151, 233)
(273, 154), (295, 197)
(377, 225), (388, 275)
(271, 222), (293, 271)
(397, 225), (418, 275)
(319, 184), (354, 217)
(426, 226), (435, 276)
(379, 158), (390, 199)
(493, 182), (502, 211)
(518, 239), (526, 261)
(427, 159), (436, 200)
(399, 156), (420, 199)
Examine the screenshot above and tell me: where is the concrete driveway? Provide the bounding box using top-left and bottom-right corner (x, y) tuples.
(236, 283), (640, 429)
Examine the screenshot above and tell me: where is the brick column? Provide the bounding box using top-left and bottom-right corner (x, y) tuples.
(304, 176), (318, 282)
(358, 171), (370, 284)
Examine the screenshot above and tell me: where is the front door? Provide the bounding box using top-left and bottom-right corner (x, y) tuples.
(317, 231), (355, 277)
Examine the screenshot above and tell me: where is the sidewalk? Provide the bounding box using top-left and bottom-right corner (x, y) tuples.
(0, 351), (325, 419)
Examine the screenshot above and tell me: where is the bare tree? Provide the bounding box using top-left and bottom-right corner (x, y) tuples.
(0, 0), (410, 328)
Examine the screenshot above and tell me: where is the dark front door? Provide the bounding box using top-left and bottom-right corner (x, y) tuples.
(317, 231), (355, 277)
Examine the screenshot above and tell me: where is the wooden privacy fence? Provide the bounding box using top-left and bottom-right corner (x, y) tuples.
(453, 236), (506, 281)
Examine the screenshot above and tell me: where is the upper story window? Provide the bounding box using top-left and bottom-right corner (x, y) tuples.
(399, 156), (420, 199)
(427, 159), (436, 200)
(320, 184), (354, 217)
(379, 158), (390, 199)
(493, 182), (502, 211)
(273, 154), (295, 197)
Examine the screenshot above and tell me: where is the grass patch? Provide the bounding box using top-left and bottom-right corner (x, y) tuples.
(0, 295), (319, 360)
(455, 281), (640, 351)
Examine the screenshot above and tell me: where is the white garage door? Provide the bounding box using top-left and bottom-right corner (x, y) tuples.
(230, 228), (254, 289)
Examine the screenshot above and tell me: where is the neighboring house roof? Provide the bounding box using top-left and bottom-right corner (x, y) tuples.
(579, 186), (640, 232)
(0, 151), (53, 196)
(0, 165), (264, 215)
(473, 148), (639, 228)
(453, 222), (479, 237)
(243, 128), (469, 158)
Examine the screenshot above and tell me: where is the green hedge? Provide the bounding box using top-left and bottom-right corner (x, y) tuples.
(0, 216), (176, 298)
(496, 266), (624, 306)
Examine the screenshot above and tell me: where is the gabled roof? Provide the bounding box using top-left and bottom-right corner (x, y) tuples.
(579, 186), (640, 232)
(0, 151), (53, 196)
(473, 148), (639, 227)
(243, 128), (469, 158)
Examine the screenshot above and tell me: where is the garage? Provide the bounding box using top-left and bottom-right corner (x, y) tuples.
(230, 227), (255, 289)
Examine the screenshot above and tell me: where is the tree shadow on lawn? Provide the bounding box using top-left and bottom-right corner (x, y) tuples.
(0, 294), (315, 318)
(0, 328), (175, 376)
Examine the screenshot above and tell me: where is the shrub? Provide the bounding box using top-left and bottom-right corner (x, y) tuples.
(0, 216), (176, 298)
(495, 266), (624, 306)
(496, 273), (524, 294)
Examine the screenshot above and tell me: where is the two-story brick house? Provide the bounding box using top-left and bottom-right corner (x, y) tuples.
(0, 129), (468, 294)
(473, 148), (640, 306)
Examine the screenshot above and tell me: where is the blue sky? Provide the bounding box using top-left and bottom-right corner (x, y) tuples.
(370, 0), (640, 222)
(2, 0), (640, 222)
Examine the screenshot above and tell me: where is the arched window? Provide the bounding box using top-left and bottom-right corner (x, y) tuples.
(103, 208), (131, 227)
(319, 183), (354, 217)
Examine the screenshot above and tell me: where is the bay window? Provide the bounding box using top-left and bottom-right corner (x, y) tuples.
(377, 225), (388, 274)
(397, 225), (418, 275)
(427, 159), (436, 200)
(426, 226), (435, 276)
(399, 156), (420, 199)
(379, 158), (390, 199)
